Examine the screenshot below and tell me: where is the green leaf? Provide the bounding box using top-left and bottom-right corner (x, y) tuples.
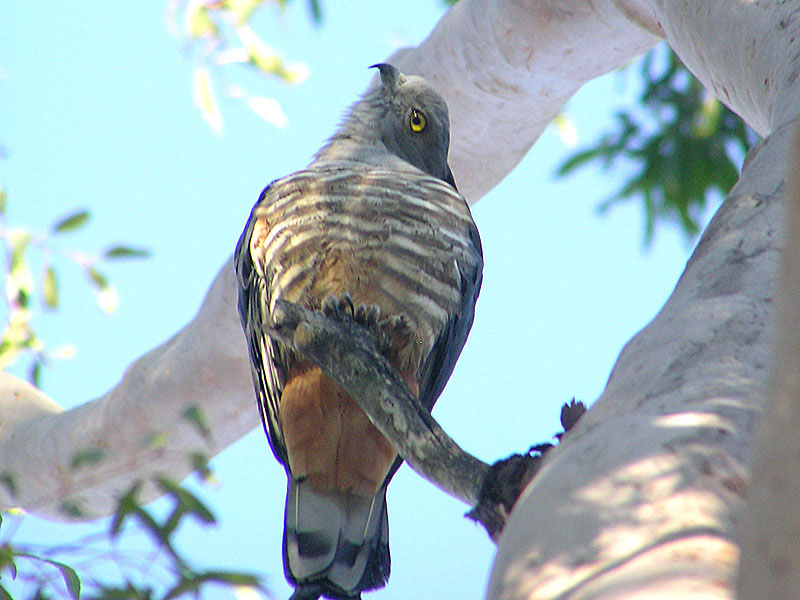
(187, 4), (218, 39)
(201, 571), (261, 587)
(103, 246), (150, 260)
(43, 266), (59, 309)
(111, 482), (142, 538)
(555, 44), (751, 244)
(238, 26), (286, 78)
(0, 544), (16, 579)
(190, 451), (216, 485)
(30, 359), (42, 388)
(182, 405), (211, 440)
(49, 560), (81, 600)
(58, 501), (84, 518)
(70, 448), (105, 470)
(224, 0), (266, 25)
(53, 210), (90, 234)
(555, 147), (605, 176)
(89, 582), (150, 599)
(87, 268), (108, 290)
(0, 340), (19, 371)
(163, 571), (262, 600)
(193, 67), (222, 134)
(156, 478), (216, 526)
(307, 0), (322, 23)
(146, 431), (167, 450)
(0, 473), (17, 497)
(163, 575), (199, 600)
(11, 267), (33, 308)
(9, 231), (31, 275)
(11, 555), (81, 599)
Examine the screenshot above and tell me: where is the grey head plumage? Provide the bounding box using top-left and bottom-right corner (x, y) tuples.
(312, 63), (457, 189)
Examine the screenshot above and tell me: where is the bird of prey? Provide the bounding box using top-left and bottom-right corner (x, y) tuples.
(234, 63), (483, 600)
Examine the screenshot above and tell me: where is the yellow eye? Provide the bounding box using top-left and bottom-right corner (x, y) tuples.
(410, 109), (426, 132)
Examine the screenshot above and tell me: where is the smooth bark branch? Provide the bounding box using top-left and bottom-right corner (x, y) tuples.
(487, 0), (800, 592)
(735, 124), (800, 599)
(0, 263), (257, 520)
(488, 123), (788, 599)
(390, 0), (662, 201)
(0, 0), (663, 521)
(266, 300), (489, 507)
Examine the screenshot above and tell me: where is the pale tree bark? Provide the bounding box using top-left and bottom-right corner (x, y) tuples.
(734, 130), (800, 598)
(484, 1), (800, 598)
(1, 1), (797, 598)
(0, 0), (660, 520)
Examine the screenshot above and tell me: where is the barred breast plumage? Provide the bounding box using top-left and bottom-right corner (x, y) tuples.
(251, 164), (478, 372)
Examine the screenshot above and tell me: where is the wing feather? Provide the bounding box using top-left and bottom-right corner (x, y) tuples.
(418, 220), (483, 411)
(235, 182), (291, 468)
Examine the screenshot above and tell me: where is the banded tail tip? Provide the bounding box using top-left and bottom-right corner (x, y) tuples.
(284, 479), (389, 599)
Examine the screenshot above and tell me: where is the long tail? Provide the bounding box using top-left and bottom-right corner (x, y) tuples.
(284, 478), (390, 600)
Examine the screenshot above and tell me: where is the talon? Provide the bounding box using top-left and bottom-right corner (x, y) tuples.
(337, 294), (355, 316)
(322, 293), (356, 319)
(322, 295), (339, 316)
(366, 306), (380, 326)
(354, 303), (381, 326)
(355, 304), (369, 323)
(388, 313), (409, 332)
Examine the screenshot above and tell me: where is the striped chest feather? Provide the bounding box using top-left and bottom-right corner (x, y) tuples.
(249, 165), (479, 371)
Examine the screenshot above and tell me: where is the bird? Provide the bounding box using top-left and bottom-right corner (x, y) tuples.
(234, 63), (483, 600)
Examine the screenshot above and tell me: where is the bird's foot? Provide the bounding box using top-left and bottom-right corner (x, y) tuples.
(322, 294), (392, 354)
(322, 293), (356, 319)
(379, 313), (413, 346)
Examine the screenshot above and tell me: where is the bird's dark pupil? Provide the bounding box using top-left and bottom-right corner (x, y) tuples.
(412, 113), (421, 124)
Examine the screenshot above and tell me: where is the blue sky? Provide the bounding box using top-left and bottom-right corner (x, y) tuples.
(1, 2), (703, 599)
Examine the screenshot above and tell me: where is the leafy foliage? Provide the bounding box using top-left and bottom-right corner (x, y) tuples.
(0, 461), (267, 600)
(558, 44), (756, 243)
(168, 0), (313, 132)
(0, 190), (150, 385)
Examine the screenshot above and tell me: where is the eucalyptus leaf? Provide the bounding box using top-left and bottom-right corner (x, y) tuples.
(43, 266), (59, 309)
(53, 210), (90, 234)
(104, 246), (150, 260)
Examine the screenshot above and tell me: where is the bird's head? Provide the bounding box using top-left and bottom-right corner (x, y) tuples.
(315, 64), (457, 189)
(368, 63), (456, 188)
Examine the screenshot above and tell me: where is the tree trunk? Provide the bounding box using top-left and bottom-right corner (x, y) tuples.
(1, 1), (797, 598)
(480, 1), (800, 598)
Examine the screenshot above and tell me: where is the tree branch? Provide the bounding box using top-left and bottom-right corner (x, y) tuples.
(735, 123), (800, 599)
(0, 262), (258, 520)
(263, 300), (580, 541)
(486, 0), (800, 588)
(0, 0), (662, 522)
(265, 299), (490, 507)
